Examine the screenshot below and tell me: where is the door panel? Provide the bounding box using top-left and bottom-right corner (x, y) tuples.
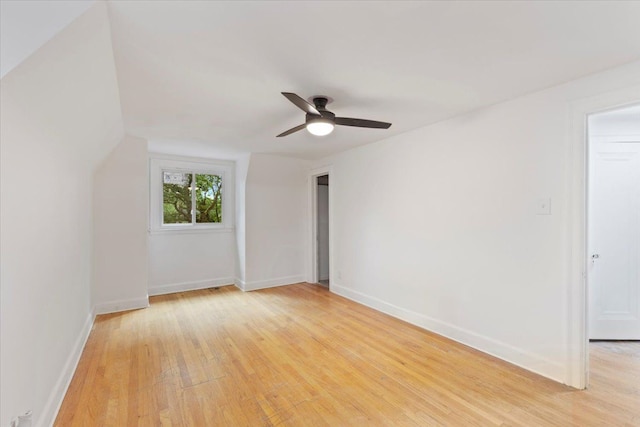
(589, 142), (640, 340)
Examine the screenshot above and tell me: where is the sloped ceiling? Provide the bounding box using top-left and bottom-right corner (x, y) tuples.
(0, 0), (95, 78)
(5, 1), (640, 160)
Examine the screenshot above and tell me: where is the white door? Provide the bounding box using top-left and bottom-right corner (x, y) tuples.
(588, 140), (640, 339)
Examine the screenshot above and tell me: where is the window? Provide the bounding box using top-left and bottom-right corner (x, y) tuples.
(150, 155), (234, 233)
(163, 172), (223, 225)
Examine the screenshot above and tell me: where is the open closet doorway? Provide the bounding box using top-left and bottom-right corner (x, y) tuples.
(316, 175), (330, 287)
(586, 103), (640, 388)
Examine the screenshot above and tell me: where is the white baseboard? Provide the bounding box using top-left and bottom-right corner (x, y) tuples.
(331, 283), (565, 383)
(237, 275), (306, 292)
(39, 308), (95, 427)
(94, 296), (149, 315)
(148, 277), (234, 296)
(234, 277), (246, 291)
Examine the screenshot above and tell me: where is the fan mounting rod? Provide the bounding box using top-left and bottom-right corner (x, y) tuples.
(308, 96), (333, 109)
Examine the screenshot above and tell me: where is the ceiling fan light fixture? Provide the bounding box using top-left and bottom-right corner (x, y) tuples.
(276, 92), (391, 138)
(306, 117), (334, 136)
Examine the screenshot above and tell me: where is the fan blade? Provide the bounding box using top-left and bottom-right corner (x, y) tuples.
(282, 92), (320, 115)
(276, 123), (307, 137)
(335, 117), (392, 129)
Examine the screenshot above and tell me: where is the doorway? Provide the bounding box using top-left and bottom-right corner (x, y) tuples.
(587, 104), (640, 340)
(316, 175), (330, 287)
(309, 168), (331, 287)
(586, 104), (640, 389)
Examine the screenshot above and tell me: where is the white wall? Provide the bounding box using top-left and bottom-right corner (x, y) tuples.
(147, 155), (236, 295)
(242, 154), (310, 290)
(146, 152), (309, 294)
(148, 231), (236, 294)
(315, 60), (640, 385)
(93, 135), (149, 313)
(0, 3), (123, 426)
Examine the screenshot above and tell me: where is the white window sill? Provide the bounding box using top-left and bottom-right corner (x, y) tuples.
(148, 227), (234, 236)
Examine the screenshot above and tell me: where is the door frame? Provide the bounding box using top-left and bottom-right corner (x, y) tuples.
(567, 86), (640, 389)
(307, 166), (333, 286)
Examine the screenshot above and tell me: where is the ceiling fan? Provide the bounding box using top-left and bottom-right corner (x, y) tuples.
(277, 92), (392, 137)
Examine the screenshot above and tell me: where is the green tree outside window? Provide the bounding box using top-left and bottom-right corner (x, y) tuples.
(163, 172), (222, 224)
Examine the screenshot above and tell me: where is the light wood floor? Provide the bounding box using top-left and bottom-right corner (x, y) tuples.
(56, 283), (640, 426)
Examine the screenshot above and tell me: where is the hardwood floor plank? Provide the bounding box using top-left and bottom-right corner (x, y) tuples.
(55, 284), (640, 426)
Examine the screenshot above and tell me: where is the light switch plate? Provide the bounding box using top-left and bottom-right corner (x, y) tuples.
(537, 198), (551, 215)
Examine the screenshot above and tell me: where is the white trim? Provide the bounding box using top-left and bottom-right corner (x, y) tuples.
(238, 275), (306, 292)
(148, 152), (237, 165)
(332, 284), (565, 382)
(148, 227), (234, 236)
(94, 296), (149, 315)
(234, 277), (246, 291)
(567, 87), (640, 389)
(39, 308), (95, 427)
(149, 277), (235, 296)
(307, 166), (333, 286)
(589, 135), (640, 144)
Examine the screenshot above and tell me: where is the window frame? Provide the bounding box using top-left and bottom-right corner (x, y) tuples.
(149, 155), (234, 234)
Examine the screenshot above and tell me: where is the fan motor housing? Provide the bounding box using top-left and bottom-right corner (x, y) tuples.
(310, 97), (334, 121)
(306, 110), (335, 123)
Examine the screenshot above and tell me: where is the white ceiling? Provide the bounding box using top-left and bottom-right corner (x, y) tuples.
(0, 0), (94, 78)
(9, 1), (640, 160)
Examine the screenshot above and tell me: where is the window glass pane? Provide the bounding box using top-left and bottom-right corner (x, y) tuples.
(195, 174), (222, 223)
(163, 172), (192, 224)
